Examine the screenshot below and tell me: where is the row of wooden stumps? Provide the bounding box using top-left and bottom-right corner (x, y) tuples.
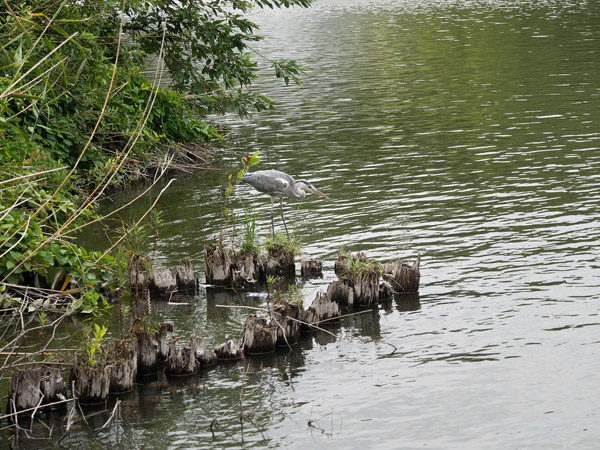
(7, 249), (420, 421)
(5, 257), (198, 423)
(130, 256), (198, 297)
(204, 244), (421, 354)
(204, 243), (326, 290)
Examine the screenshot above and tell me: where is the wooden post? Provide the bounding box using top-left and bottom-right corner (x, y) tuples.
(151, 267), (177, 295)
(382, 255), (421, 293)
(258, 247), (295, 277)
(231, 252), (259, 290)
(193, 334), (217, 368)
(154, 322), (174, 361)
(214, 336), (243, 360)
(176, 257), (197, 292)
(204, 244), (232, 285)
(107, 339), (138, 393)
(166, 336), (197, 376)
(8, 368), (42, 421)
(71, 362), (111, 404)
(326, 280), (354, 307)
(272, 301), (301, 346)
(301, 258), (323, 278)
(40, 364), (66, 405)
(241, 316), (277, 354)
(301, 292), (340, 331)
(130, 254), (150, 294)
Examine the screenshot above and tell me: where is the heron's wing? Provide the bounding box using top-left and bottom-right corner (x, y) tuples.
(243, 171), (290, 196)
(260, 174), (290, 195)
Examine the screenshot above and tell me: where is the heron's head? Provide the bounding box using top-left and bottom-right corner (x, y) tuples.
(296, 180), (331, 200)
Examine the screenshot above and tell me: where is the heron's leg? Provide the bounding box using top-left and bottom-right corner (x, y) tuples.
(270, 197), (276, 239)
(279, 198), (292, 243)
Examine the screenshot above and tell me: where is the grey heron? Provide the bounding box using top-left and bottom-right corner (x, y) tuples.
(240, 169), (331, 241)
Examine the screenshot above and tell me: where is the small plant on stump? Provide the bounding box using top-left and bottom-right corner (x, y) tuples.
(85, 323), (108, 367)
(219, 151), (260, 245)
(239, 207), (259, 255)
(335, 250), (382, 281)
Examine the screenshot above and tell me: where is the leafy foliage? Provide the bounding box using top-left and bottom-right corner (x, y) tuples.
(124, 0), (311, 117)
(1, 0), (310, 309)
(85, 323), (108, 367)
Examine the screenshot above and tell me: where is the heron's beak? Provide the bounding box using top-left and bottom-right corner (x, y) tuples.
(310, 186), (331, 200)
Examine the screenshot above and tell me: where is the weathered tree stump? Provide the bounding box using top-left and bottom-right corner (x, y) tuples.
(135, 330), (158, 376)
(151, 267), (177, 295)
(40, 364), (66, 405)
(382, 255), (421, 293)
(301, 258), (323, 278)
(107, 339), (138, 393)
(299, 308), (316, 332)
(176, 257), (197, 292)
(231, 252), (259, 290)
(241, 316), (278, 354)
(214, 336), (243, 360)
(193, 334), (217, 368)
(272, 301), (301, 346)
(332, 251), (382, 306)
(8, 368), (42, 419)
(301, 292), (340, 331)
(334, 251), (368, 277)
(259, 245), (295, 277)
(326, 280), (355, 308)
(71, 362), (111, 404)
(154, 322), (174, 361)
(130, 254), (151, 294)
(204, 244), (232, 285)
(350, 274), (380, 306)
(166, 335), (199, 376)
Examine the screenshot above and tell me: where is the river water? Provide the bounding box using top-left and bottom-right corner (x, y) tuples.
(74, 0), (600, 448)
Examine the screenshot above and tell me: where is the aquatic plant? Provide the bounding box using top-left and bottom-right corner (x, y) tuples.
(84, 323), (108, 367)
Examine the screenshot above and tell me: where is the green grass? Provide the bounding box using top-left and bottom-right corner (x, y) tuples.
(264, 232), (302, 255)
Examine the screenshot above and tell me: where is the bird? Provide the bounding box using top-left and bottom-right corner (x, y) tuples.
(240, 169), (331, 241)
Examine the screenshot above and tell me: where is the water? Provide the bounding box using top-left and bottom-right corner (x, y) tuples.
(71, 0), (600, 448)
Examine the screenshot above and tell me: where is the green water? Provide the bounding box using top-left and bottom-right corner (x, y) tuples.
(21, 0), (600, 448)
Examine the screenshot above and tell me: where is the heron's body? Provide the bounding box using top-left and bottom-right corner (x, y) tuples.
(240, 169), (330, 240)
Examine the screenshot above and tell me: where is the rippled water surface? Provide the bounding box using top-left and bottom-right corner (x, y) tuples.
(75, 0), (600, 448)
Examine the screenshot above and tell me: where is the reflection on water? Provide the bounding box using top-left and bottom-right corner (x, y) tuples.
(63, 0), (600, 448)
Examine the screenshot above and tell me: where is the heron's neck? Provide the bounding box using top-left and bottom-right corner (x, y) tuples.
(292, 182), (308, 200)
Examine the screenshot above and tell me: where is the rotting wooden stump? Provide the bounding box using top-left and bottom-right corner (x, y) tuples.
(8, 368), (42, 420)
(327, 273), (380, 307)
(241, 316), (278, 354)
(70, 362), (111, 405)
(40, 364), (66, 406)
(204, 244), (232, 285)
(301, 292), (340, 331)
(132, 320), (159, 376)
(151, 267), (177, 295)
(107, 339), (138, 394)
(154, 322), (174, 362)
(326, 280), (355, 308)
(331, 251), (382, 306)
(231, 252), (260, 290)
(166, 334), (199, 376)
(214, 336), (243, 360)
(258, 246), (295, 277)
(194, 334), (218, 368)
(334, 251), (369, 277)
(176, 257), (197, 292)
(382, 254), (421, 294)
(130, 254), (151, 294)
(301, 258), (323, 278)
(272, 301), (301, 346)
